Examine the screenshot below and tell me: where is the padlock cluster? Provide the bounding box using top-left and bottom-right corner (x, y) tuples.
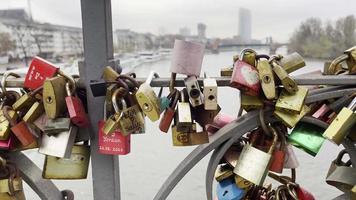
(0, 57), (91, 198)
(213, 47), (356, 199)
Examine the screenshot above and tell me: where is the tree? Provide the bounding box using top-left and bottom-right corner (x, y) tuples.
(0, 32), (15, 56)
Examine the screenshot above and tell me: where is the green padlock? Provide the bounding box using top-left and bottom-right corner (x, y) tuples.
(288, 122), (325, 157)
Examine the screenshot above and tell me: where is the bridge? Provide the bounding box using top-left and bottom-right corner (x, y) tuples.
(218, 43), (289, 54)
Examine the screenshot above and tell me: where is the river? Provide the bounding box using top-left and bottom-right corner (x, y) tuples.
(24, 48), (344, 199)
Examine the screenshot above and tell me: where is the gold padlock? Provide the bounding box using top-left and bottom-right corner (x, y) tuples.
(0, 158), (26, 200)
(0, 109), (18, 140)
(257, 60), (276, 100)
(103, 66), (120, 82)
(274, 105), (310, 128)
(12, 87), (42, 112)
(23, 101), (44, 123)
(42, 76), (66, 119)
(220, 67), (233, 77)
(277, 52), (305, 73)
(240, 49), (257, 67)
(275, 86), (308, 114)
(271, 59), (298, 94)
(344, 46), (356, 73)
(105, 84), (118, 116)
(215, 164), (234, 182)
(241, 94), (263, 112)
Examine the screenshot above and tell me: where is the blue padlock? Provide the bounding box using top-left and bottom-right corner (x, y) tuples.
(217, 178), (245, 200)
(158, 87), (171, 112)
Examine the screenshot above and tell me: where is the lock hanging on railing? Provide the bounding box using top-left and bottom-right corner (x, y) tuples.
(0, 158), (26, 200)
(184, 76), (204, 107)
(65, 81), (89, 127)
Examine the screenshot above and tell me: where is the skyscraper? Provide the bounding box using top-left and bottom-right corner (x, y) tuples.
(238, 8), (252, 43)
(197, 23), (206, 40)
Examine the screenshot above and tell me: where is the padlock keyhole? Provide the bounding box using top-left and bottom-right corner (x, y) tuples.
(46, 96), (53, 104)
(208, 95), (215, 101)
(223, 190), (228, 196)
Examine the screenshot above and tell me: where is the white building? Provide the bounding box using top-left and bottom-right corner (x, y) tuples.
(0, 9), (83, 60)
(238, 8), (252, 43)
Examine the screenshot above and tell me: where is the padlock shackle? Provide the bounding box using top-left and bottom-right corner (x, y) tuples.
(1, 72), (20, 96)
(58, 70), (77, 94)
(259, 109), (271, 136)
(334, 149), (350, 166)
(112, 87), (128, 114)
(169, 73), (177, 92)
(256, 54), (270, 60)
(118, 74), (139, 88)
(267, 126), (278, 154)
(170, 90), (179, 109)
(328, 54), (348, 75)
(347, 96), (356, 110)
(29, 86), (43, 97)
(2, 105), (16, 126)
(145, 71), (160, 85)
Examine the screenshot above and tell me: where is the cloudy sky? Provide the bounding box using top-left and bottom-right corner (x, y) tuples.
(0, 0), (355, 42)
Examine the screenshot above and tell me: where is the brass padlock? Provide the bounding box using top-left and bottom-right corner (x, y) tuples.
(220, 67), (233, 77)
(103, 66), (120, 82)
(274, 105), (310, 128)
(43, 76), (66, 119)
(12, 87), (42, 112)
(240, 49), (257, 67)
(233, 125), (278, 186)
(270, 59), (298, 94)
(344, 46), (356, 73)
(105, 84), (118, 115)
(257, 60), (276, 100)
(22, 101), (44, 123)
(184, 76), (203, 107)
(42, 142), (90, 179)
(0, 159), (26, 200)
(275, 86), (308, 114)
(0, 109), (17, 140)
(215, 164), (234, 182)
(241, 94), (263, 111)
(323, 96), (356, 145)
(135, 71), (161, 121)
(175, 89), (193, 132)
(277, 52), (305, 73)
(171, 125), (191, 146)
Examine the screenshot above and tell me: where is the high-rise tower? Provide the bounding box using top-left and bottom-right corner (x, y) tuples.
(238, 8), (252, 43)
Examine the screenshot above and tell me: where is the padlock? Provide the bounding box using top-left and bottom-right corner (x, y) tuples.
(0, 159), (26, 200)
(203, 78), (218, 110)
(98, 102), (130, 155)
(276, 52), (306, 73)
(288, 122), (325, 157)
(233, 125), (278, 185)
(275, 86), (308, 114)
(194, 103), (221, 128)
(215, 164), (234, 182)
(158, 87), (170, 112)
(24, 56), (59, 90)
(159, 89), (179, 133)
(295, 186), (316, 200)
(271, 60), (298, 94)
(22, 101), (44, 123)
(102, 87), (128, 135)
(12, 86), (42, 112)
(323, 96), (356, 145)
(0, 135), (15, 150)
(241, 94), (263, 111)
(216, 178), (245, 200)
(184, 76), (203, 107)
(230, 60), (261, 96)
(175, 89), (193, 132)
(38, 125), (77, 158)
(170, 39), (205, 76)
(43, 76), (66, 119)
(328, 46), (356, 74)
(206, 113), (235, 134)
(283, 144), (300, 169)
(274, 105), (310, 128)
(0, 73), (21, 107)
(33, 114), (48, 132)
(220, 67), (233, 77)
(65, 82), (89, 127)
(240, 48), (257, 67)
(0, 109), (17, 140)
(234, 176), (253, 191)
(171, 125), (190, 146)
(312, 104), (331, 121)
(44, 118), (71, 136)
(326, 150), (356, 192)
(2, 106), (36, 146)
(189, 122), (209, 145)
(223, 144), (243, 168)
(269, 131), (286, 173)
(119, 92), (145, 135)
(344, 46), (356, 73)
(256, 60), (276, 100)
(135, 71), (161, 121)
(42, 142), (90, 179)
(105, 84), (118, 115)
(103, 66), (120, 82)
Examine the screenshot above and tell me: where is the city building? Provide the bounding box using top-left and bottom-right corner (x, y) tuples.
(179, 27), (191, 37)
(238, 8), (252, 43)
(0, 9), (83, 61)
(113, 29), (157, 53)
(197, 23), (206, 40)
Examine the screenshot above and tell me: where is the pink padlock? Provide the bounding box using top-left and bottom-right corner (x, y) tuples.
(230, 60), (261, 96)
(283, 144), (300, 169)
(206, 113), (235, 134)
(0, 135), (15, 150)
(170, 40), (205, 76)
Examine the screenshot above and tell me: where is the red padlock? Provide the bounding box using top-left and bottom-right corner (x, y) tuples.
(269, 133), (286, 173)
(159, 90), (179, 133)
(3, 106), (36, 146)
(98, 120), (130, 155)
(24, 57), (59, 90)
(230, 60), (261, 96)
(296, 186), (315, 200)
(65, 82), (89, 127)
(0, 135), (15, 150)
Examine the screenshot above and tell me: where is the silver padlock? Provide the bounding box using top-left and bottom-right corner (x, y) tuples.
(203, 77), (218, 110)
(233, 125), (278, 186)
(184, 76), (203, 107)
(38, 125), (78, 158)
(176, 89), (193, 132)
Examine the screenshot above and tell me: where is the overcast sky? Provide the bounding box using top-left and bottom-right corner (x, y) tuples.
(0, 0), (355, 42)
